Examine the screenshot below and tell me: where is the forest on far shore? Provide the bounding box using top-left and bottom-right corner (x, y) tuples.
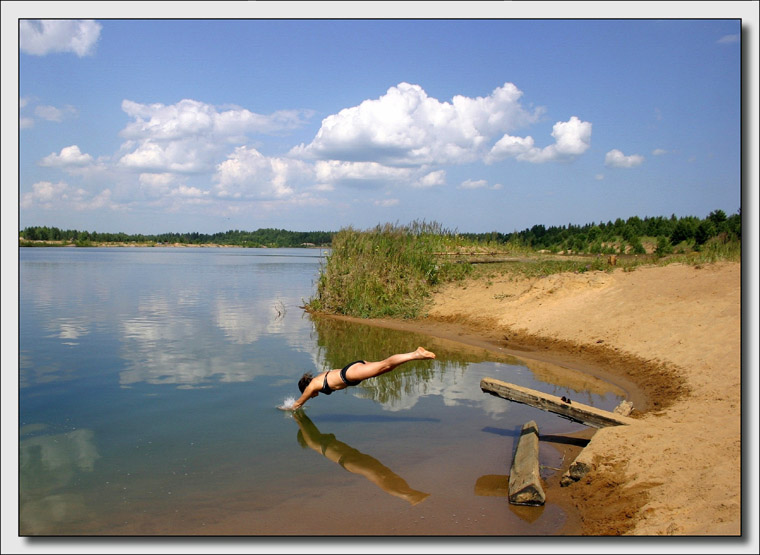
(19, 208), (740, 255)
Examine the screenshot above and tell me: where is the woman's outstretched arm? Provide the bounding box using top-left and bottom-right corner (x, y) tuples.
(284, 379), (317, 411)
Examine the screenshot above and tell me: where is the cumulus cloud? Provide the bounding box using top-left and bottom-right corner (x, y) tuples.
(137, 173), (178, 199)
(120, 99), (310, 141)
(119, 139), (215, 174)
(605, 149), (644, 168)
(24, 82), (603, 220)
(39, 145), (94, 167)
(139, 172), (176, 187)
(292, 82), (543, 167)
(20, 20), (102, 57)
(20, 180), (117, 211)
(313, 160), (413, 189)
(488, 116), (592, 163)
(214, 146), (313, 199)
(118, 99), (312, 175)
(415, 169), (446, 188)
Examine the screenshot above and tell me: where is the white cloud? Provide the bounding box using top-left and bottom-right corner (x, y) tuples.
(459, 178), (488, 189)
(488, 116), (592, 163)
(34, 104), (77, 122)
(652, 148), (667, 156)
(20, 181), (118, 211)
(118, 99), (312, 175)
(459, 178), (502, 190)
(39, 145), (94, 167)
(20, 181), (67, 208)
(169, 185), (207, 198)
(20, 20), (102, 57)
(119, 139), (215, 174)
(214, 146), (312, 199)
(20, 117), (35, 129)
(605, 149), (644, 168)
(293, 82), (543, 167)
(415, 170), (446, 188)
(313, 159), (413, 188)
(139, 172), (176, 187)
(120, 99), (311, 141)
(717, 34), (739, 44)
(137, 173), (177, 199)
(595, 173), (605, 180)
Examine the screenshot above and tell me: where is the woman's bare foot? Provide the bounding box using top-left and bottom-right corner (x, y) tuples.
(415, 347), (436, 359)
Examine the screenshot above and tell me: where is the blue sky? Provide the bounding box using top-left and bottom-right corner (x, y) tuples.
(7, 9), (750, 235)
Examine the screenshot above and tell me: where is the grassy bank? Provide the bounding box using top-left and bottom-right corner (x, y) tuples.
(305, 221), (473, 319)
(305, 223), (741, 319)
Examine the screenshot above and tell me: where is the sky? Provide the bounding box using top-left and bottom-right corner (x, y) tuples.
(5, 5), (751, 236)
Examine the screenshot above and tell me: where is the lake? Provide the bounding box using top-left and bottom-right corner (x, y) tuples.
(18, 247), (626, 535)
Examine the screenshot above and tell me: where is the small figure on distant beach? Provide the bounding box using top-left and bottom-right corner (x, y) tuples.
(282, 347), (436, 411)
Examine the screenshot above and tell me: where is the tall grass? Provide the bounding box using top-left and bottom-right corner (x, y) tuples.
(305, 221), (472, 319)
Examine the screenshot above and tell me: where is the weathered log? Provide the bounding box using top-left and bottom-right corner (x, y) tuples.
(508, 420), (545, 506)
(480, 377), (637, 428)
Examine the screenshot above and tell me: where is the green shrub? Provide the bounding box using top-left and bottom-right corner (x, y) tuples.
(655, 235), (674, 257)
(306, 221), (472, 319)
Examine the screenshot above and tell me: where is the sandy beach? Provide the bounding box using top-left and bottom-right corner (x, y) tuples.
(366, 261), (745, 535)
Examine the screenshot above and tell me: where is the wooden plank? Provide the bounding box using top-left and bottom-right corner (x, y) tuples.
(480, 377), (637, 429)
(508, 420), (545, 506)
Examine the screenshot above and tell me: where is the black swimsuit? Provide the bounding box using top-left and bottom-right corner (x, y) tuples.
(320, 360), (364, 394)
(340, 361), (364, 386)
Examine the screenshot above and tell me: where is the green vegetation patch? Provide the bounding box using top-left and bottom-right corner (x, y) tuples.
(306, 221), (472, 319)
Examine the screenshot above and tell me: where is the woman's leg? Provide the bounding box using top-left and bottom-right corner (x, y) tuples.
(346, 347), (435, 381)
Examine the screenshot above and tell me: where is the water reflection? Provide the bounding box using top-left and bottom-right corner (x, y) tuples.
(292, 411), (430, 506)
(19, 426), (100, 534)
(213, 296), (287, 344)
(20, 248), (322, 389)
(310, 315), (626, 414)
(310, 315), (497, 410)
(118, 287), (315, 388)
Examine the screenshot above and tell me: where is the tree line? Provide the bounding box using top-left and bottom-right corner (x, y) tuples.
(18, 227), (334, 248)
(19, 208), (740, 253)
(460, 209), (741, 255)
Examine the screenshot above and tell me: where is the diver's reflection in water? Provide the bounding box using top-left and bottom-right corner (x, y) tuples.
(292, 411), (430, 506)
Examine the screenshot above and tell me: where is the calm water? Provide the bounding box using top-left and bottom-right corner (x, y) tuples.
(19, 247), (626, 536)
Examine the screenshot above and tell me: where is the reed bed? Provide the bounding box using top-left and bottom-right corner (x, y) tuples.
(306, 221), (472, 319)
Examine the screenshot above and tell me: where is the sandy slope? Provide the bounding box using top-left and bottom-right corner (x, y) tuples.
(423, 261), (743, 535)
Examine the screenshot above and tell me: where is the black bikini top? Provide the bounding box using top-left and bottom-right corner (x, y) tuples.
(320, 371), (333, 395)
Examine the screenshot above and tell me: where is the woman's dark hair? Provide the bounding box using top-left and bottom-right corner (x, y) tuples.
(298, 372), (313, 394)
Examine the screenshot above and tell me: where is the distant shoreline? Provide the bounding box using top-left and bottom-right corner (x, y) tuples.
(18, 240), (327, 249)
